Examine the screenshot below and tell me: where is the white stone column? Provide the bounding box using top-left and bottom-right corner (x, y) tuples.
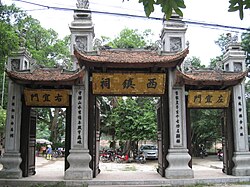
(65, 71), (92, 180)
(165, 69), (193, 179)
(0, 80), (22, 178)
(232, 83), (250, 176)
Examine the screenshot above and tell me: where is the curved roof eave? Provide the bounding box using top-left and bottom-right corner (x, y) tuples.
(74, 48), (189, 68)
(175, 69), (247, 87)
(6, 68), (84, 86)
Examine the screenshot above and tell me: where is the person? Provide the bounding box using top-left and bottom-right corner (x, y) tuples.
(46, 145), (52, 160)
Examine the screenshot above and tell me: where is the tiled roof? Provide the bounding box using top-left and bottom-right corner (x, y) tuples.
(6, 67), (84, 85)
(175, 69), (247, 86)
(74, 48), (189, 68)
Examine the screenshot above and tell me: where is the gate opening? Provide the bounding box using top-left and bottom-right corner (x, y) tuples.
(91, 96), (161, 177)
(188, 108), (234, 175)
(20, 106), (70, 178)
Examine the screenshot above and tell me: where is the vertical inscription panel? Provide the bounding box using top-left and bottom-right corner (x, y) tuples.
(173, 89), (183, 147)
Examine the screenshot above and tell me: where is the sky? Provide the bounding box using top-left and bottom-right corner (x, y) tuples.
(2, 0), (250, 66)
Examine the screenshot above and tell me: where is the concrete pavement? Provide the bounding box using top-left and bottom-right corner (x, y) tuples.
(0, 155), (250, 186)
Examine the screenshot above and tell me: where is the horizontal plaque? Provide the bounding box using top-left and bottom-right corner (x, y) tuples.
(188, 90), (231, 108)
(24, 89), (70, 107)
(92, 73), (166, 95)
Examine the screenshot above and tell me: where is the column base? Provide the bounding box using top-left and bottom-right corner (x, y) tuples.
(0, 152), (22, 179)
(232, 152), (250, 176)
(165, 149), (193, 179)
(64, 148), (92, 180)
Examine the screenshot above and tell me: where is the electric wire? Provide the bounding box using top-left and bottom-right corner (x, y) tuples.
(12, 0), (250, 32)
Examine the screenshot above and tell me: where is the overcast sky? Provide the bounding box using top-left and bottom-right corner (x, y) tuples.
(3, 0), (250, 66)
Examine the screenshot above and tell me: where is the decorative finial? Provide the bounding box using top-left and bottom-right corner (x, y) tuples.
(154, 40), (162, 51)
(226, 33), (238, 44)
(76, 0), (89, 9)
(93, 38), (102, 50)
(18, 28), (27, 48)
(215, 61), (223, 71)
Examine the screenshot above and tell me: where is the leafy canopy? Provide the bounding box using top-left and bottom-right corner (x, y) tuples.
(108, 97), (157, 142)
(0, 3), (71, 144)
(102, 28), (154, 49)
(126, 0), (250, 20)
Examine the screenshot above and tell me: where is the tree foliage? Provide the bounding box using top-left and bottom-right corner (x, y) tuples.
(109, 97), (157, 141)
(102, 28), (154, 49)
(241, 29), (250, 67)
(0, 3), (71, 144)
(130, 0), (250, 20)
(0, 107), (6, 131)
(191, 109), (223, 156)
(215, 33), (232, 53)
(36, 108), (66, 143)
(183, 56), (205, 71)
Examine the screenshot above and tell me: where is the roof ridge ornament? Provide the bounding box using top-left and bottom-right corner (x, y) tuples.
(93, 38), (102, 50)
(76, 0), (89, 9)
(215, 60), (223, 72)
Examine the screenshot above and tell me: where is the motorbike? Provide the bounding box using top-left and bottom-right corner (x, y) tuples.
(100, 150), (115, 162)
(217, 149), (223, 161)
(115, 153), (129, 163)
(134, 151), (146, 164)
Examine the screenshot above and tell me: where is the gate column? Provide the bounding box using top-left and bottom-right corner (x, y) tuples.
(65, 71), (92, 180)
(0, 80), (22, 178)
(232, 83), (250, 176)
(222, 41), (250, 176)
(165, 69), (193, 179)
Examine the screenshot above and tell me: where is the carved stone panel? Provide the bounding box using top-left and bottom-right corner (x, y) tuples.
(75, 36), (87, 52)
(11, 59), (20, 71)
(170, 37), (182, 52)
(234, 62), (242, 72)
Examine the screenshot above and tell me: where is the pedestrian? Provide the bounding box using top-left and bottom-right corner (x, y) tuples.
(46, 145), (52, 160)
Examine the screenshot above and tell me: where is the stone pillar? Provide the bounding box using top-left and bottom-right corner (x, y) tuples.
(0, 80), (22, 178)
(165, 69), (193, 179)
(69, 4), (95, 70)
(65, 71), (92, 180)
(232, 83), (250, 176)
(221, 38), (250, 176)
(161, 13), (187, 53)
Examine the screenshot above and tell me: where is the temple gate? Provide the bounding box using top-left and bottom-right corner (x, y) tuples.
(0, 0), (250, 181)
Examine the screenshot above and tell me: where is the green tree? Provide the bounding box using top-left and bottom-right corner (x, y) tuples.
(134, 0), (250, 20)
(215, 33), (232, 53)
(102, 28), (154, 49)
(0, 3), (71, 145)
(245, 81), (250, 132)
(17, 16), (71, 67)
(184, 56), (205, 71)
(209, 56), (223, 69)
(108, 97), (157, 153)
(191, 109), (223, 156)
(241, 29), (250, 68)
(0, 4), (27, 131)
(0, 107), (6, 131)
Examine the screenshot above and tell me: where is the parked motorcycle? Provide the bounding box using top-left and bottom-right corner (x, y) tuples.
(100, 150), (115, 162)
(134, 151), (146, 164)
(217, 149), (223, 161)
(115, 153), (129, 163)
